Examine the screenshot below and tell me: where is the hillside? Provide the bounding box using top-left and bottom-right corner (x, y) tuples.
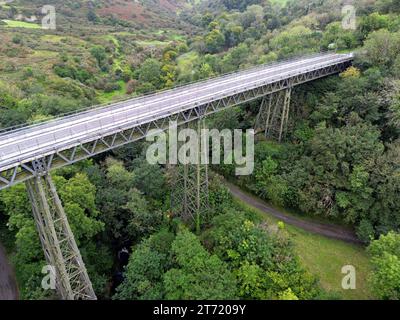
(0, 0), (194, 29)
(0, 0), (400, 301)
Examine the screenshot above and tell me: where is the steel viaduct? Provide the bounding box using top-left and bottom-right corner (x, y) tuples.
(0, 53), (354, 300)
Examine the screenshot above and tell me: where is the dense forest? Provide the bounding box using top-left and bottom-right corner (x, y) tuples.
(0, 0), (400, 300)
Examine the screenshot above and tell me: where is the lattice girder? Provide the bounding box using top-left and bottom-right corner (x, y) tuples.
(25, 168), (96, 300)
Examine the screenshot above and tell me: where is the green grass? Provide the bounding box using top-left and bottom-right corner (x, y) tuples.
(30, 50), (58, 58)
(97, 80), (127, 103)
(41, 35), (65, 43)
(136, 39), (170, 47)
(270, 0), (289, 5)
(2, 19), (41, 29)
(177, 51), (199, 76)
(150, 29), (185, 41)
(234, 198), (374, 300)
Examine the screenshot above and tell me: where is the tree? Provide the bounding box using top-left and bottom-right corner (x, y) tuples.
(138, 59), (162, 89)
(87, 10), (98, 23)
(340, 66), (361, 79)
(269, 26), (318, 57)
(220, 43), (249, 73)
(254, 156), (287, 206)
(205, 29), (226, 53)
(131, 160), (167, 201)
(90, 46), (108, 69)
(195, 63), (214, 80)
(0, 81), (29, 127)
(377, 0), (400, 13)
(358, 13), (390, 40)
(164, 228), (237, 299)
(368, 142), (400, 237)
(224, 23), (243, 47)
(367, 232), (400, 299)
(55, 173), (104, 242)
(208, 211), (321, 299)
(388, 94), (400, 132)
(0, 172), (109, 298)
(113, 229), (175, 300)
(361, 30), (400, 70)
(124, 188), (162, 240)
(293, 122), (383, 223)
(222, 0), (263, 11)
(93, 158), (136, 242)
(234, 261), (267, 299)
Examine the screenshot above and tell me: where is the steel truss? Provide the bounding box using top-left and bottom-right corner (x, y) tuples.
(0, 58), (352, 301)
(255, 87), (292, 142)
(169, 119), (209, 233)
(25, 159), (96, 300)
(0, 60), (351, 191)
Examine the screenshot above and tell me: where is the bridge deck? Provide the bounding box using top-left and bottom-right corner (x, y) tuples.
(0, 53), (353, 175)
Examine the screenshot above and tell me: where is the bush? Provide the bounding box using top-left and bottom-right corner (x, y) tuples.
(356, 219), (375, 244)
(12, 34), (23, 44)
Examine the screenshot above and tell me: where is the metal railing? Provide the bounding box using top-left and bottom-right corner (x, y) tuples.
(0, 54), (353, 168)
(0, 51), (351, 136)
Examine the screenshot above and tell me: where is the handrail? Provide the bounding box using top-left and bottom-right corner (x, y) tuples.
(0, 51), (351, 136)
(0, 54), (353, 170)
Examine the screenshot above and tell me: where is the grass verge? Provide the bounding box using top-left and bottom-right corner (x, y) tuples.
(2, 19), (41, 29)
(234, 198), (374, 300)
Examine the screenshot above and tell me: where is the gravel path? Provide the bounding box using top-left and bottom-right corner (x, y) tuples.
(227, 182), (362, 244)
(0, 244), (18, 300)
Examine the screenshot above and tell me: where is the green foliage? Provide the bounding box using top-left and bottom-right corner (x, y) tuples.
(361, 29), (400, 71)
(367, 232), (400, 299)
(377, 0), (400, 13)
(54, 173), (104, 242)
(322, 22), (358, 50)
(359, 13), (391, 40)
(269, 26), (319, 57)
(0, 172), (109, 298)
(131, 160), (167, 201)
(12, 34), (23, 44)
(138, 58), (162, 89)
(87, 10), (99, 23)
(124, 188), (162, 240)
(205, 29), (226, 53)
(2, 0), (400, 301)
(222, 0), (263, 11)
(114, 228), (175, 300)
(357, 219), (375, 243)
(96, 159), (134, 232)
(164, 228), (237, 299)
(220, 43), (250, 73)
(207, 210), (321, 299)
(91, 46), (108, 68)
(208, 176), (234, 213)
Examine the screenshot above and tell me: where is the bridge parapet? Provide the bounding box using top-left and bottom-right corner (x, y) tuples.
(0, 53), (353, 191)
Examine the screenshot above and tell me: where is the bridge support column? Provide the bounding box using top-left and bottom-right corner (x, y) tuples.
(169, 119), (209, 234)
(25, 160), (96, 300)
(255, 87), (292, 142)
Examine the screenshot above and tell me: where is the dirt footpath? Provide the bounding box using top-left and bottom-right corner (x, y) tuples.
(227, 182), (362, 244)
(0, 244), (18, 300)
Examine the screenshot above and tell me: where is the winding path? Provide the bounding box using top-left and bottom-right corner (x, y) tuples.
(226, 182), (362, 244)
(0, 244), (18, 300)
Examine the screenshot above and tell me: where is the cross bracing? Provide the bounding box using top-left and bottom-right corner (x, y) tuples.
(0, 53), (353, 191)
(0, 53), (353, 300)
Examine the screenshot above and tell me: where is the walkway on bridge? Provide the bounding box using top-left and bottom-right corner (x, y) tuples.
(0, 53), (353, 190)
